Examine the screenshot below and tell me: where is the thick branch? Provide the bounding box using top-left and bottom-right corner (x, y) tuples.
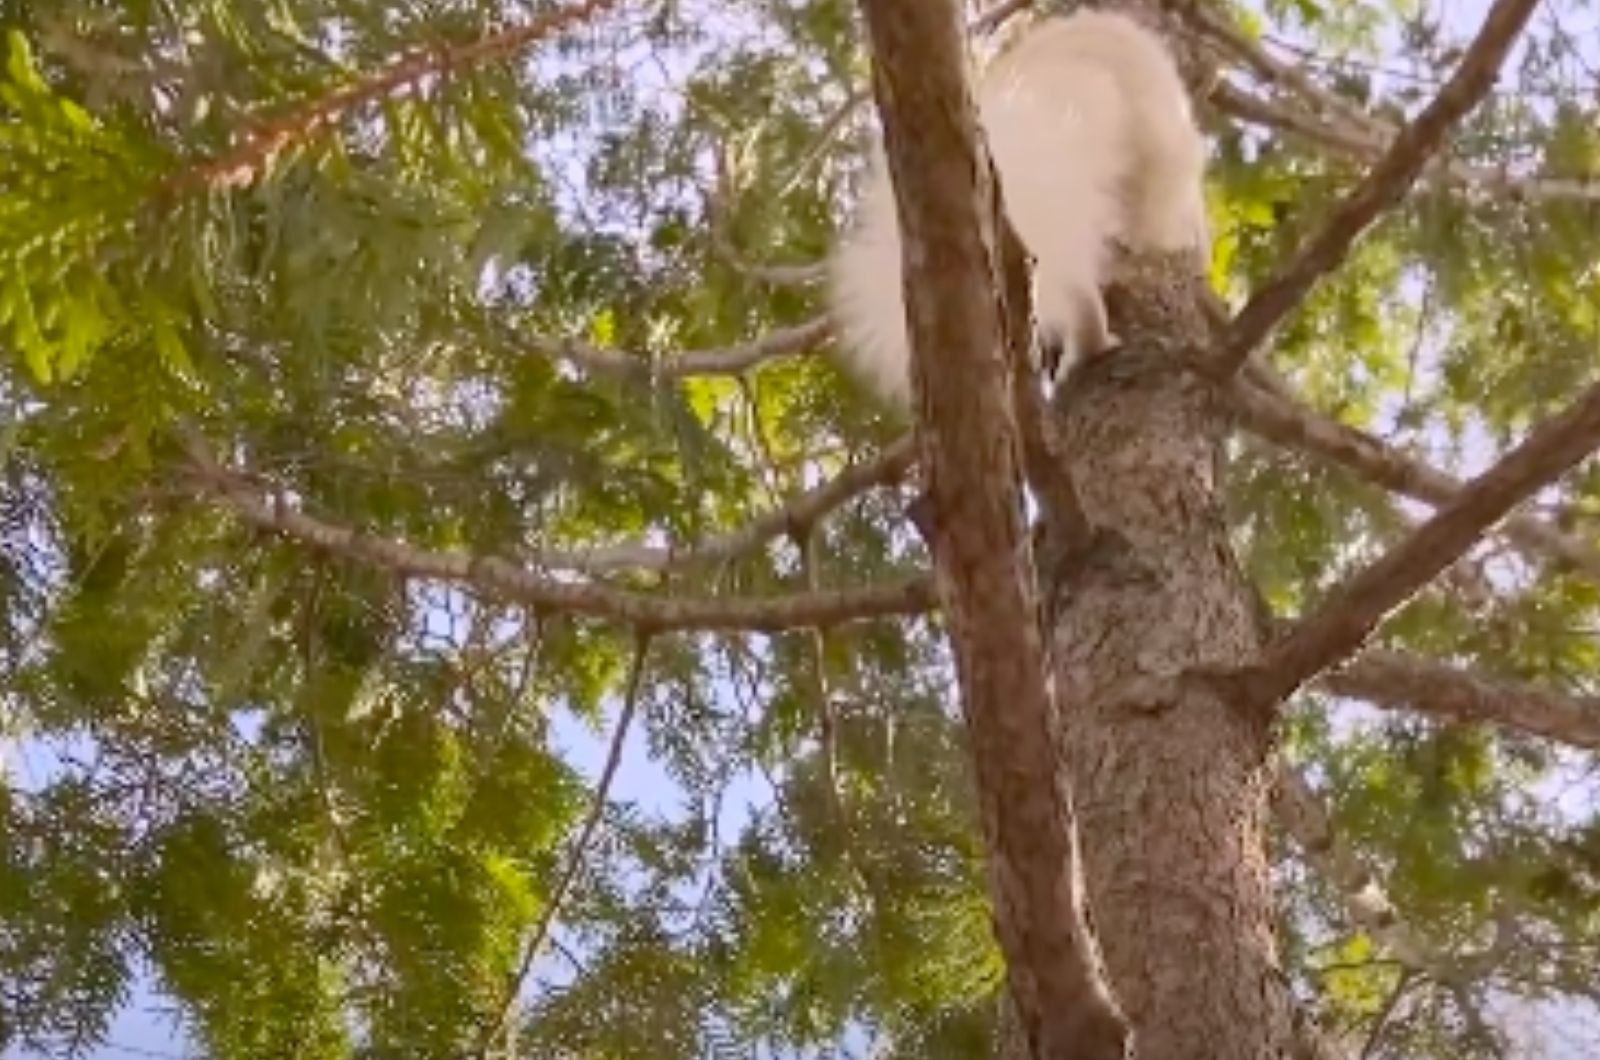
(1229, 377), (1600, 581)
(167, 0), (623, 193)
(1242, 372), (1600, 707)
(1324, 648), (1600, 750)
(1215, 0), (1541, 375)
(857, 1), (1126, 1057)
(525, 316), (832, 379)
(182, 448), (935, 633)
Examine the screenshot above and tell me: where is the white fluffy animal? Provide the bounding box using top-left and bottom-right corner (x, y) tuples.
(828, 10), (1211, 407)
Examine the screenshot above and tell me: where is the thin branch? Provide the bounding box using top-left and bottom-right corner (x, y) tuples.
(166, 0), (625, 193)
(1359, 970), (1416, 1060)
(1215, 0), (1541, 376)
(1228, 376), (1600, 582)
(971, 0), (1034, 35)
(481, 634), (652, 1057)
(523, 315), (831, 379)
(857, 0), (1125, 1056)
(997, 208), (1091, 563)
(1277, 768), (1453, 973)
(1211, 80), (1600, 204)
(1323, 648), (1600, 750)
(1240, 370), (1600, 708)
(776, 90), (869, 199)
(1184, 3), (1377, 136)
(716, 252), (829, 288)
(180, 442), (936, 633)
(1279, 768), (1518, 1059)
(516, 435), (915, 574)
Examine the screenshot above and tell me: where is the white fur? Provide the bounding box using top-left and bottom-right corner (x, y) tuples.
(828, 10), (1210, 407)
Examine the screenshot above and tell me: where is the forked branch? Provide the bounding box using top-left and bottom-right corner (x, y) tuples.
(1242, 372), (1600, 707)
(1229, 376), (1600, 582)
(180, 439), (936, 633)
(1215, 0), (1541, 376)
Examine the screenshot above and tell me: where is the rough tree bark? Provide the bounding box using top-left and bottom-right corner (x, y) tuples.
(853, 0), (1545, 1057)
(1048, 254), (1298, 1059)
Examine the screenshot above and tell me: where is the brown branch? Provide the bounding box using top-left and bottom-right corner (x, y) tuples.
(997, 208), (1091, 564)
(523, 315), (832, 379)
(1214, 0), (1541, 376)
(1211, 81), (1600, 204)
(1209, 80), (1375, 150)
(180, 442), (935, 633)
(1240, 371), (1600, 708)
(167, 0), (624, 193)
(857, 1), (1126, 1057)
(1228, 376), (1600, 582)
(1323, 648), (1600, 750)
(480, 633), (651, 1057)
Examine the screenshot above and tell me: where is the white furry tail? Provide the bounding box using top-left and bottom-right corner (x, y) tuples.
(828, 10), (1210, 409)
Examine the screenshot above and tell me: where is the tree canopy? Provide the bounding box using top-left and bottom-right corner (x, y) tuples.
(1, 0), (1598, 1058)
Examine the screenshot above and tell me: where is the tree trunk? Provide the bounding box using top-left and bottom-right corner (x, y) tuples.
(1046, 253), (1298, 1058)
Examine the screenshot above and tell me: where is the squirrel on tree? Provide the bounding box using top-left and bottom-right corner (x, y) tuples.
(828, 9), (1211, 406)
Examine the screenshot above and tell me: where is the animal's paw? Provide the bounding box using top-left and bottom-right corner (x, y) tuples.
(1036, 330), (1068, 381)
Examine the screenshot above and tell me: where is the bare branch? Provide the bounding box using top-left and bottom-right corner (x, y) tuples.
(180, 443), (936, 633)
(481, 634), (651, 1057)
(717, 253), (829, 288)
(971, 0), (1035, 35)
(1323, 648), (1600, 750)
(1184, 4), (1377, 136)
(1211, 81), (1600, 204)
(1276, 768), (1455, 974)
(1214, 0), (1541, 376)
(524, 315), (832, 379)
(1229, 376), (1600, 582)
(997, 210), (1091, 562)
(1241, 371), (1600, 707)
(857, 0), (1125, 1056)
(523, 436), (916, 575)
(1279, 767), (1520, 1059)
(166, 0), (624, 193)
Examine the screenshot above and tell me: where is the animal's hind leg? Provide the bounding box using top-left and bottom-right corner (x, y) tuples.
(1034, 274), (1115, 381)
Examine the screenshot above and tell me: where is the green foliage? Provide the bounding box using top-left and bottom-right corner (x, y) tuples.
(1, 1), (1598, 1058)
(0, 28), (177, 383)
